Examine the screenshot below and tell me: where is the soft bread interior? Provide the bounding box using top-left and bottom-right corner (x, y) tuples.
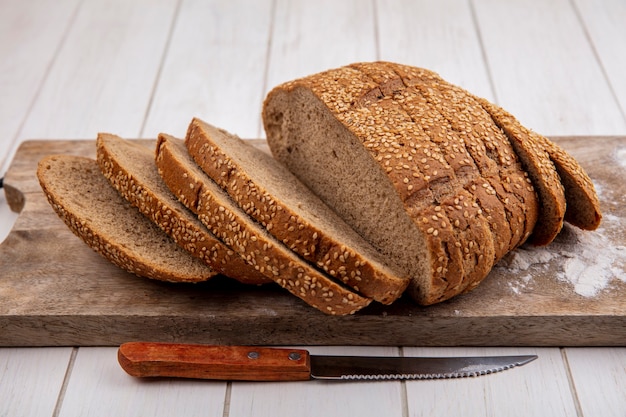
(264, 86), (432, 300)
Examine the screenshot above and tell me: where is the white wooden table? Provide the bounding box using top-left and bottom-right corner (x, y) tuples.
(1, 0), (625, 415)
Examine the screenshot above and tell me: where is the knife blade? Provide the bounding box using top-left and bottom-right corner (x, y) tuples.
(118, 342), (537, 381)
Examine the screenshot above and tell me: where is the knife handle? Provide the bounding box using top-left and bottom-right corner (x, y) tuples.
(118, 342), (311, 381)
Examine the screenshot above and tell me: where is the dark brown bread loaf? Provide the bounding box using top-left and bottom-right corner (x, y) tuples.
(185, 118), (409, 304)
(263, 61), (600, 305)
(37, 154), (216, 283)
(96, 133), (270, 285)
(155, 133), (371, 315)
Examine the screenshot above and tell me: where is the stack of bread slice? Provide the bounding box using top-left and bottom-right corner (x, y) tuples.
(37, 61), (601, 315)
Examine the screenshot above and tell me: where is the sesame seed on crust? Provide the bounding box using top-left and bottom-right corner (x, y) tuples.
(391, 64), (538, 253)
(197, 179), (372, 316)
(263, 61), (598, 306)
(440, 189), (495, 293)
(347, 63), (499, 299)
(465, 178), (511, 261)
(407, 205), (459, 304)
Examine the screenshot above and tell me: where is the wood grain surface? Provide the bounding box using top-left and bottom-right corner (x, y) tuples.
(1, 137), (625, 347)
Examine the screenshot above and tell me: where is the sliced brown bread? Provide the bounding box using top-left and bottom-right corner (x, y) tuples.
(262, 61), (563, 305)
(382, 62), (539, 252)
(96, 133), (270, 285)
(345, 62), (534, 293)
(155, 133), (371, 315)
(476, 98), (566, 246)
(185, 118), (409, 304)
(347, 62), (539, 254)
(494, 124), (601, 231)
(37, 154), (216, 283)
(533, 134), (601, 230)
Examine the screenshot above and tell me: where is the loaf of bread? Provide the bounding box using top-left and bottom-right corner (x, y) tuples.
(37, 154), (216, 283)
(262, 61), (601, 305)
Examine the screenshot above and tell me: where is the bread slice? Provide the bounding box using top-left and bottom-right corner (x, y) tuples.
(262, 61), (549, 304)
(155, 134), (371, 315)
(95, 133), (270, 285)
(37, 154), (216, 283)
(185, 118), (409, 304)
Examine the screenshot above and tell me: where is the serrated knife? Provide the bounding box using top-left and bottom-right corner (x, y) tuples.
(118, 342), (537, 381)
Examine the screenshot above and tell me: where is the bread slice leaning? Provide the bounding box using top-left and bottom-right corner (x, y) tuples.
(37, 154), (216, 283)
(185, 118), (409, 304)
(96, 133), (270, 285)
(155, 134), (371, 315)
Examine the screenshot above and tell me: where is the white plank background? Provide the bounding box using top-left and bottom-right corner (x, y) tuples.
(473, 0), (626, 135)
(141, 0), (274, 140)
(1, 0), (625, 416)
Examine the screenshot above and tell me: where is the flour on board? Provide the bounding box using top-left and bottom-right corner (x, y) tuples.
(495, 181), (626, 297)
(616, 146), (626, 168)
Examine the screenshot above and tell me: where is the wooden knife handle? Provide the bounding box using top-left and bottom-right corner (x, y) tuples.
(118, 342), (311, 381)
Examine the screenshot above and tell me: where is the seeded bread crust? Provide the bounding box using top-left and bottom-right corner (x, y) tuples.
(480, 95), (602, 231)
(348, 62), (526, 296)
(96, 133), (270, 285)
(262, 61), (551, 305)
(370, 61), (539, 254)
(517, 128), (601, 230)
(476, 98), (566, 246)
(155, 134), (371, 315)
(185, 118), (408, 304)
(37, 155), (216, 283)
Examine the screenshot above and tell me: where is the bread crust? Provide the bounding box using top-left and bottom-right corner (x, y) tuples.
(97, 133), (270, 285)
(155, 134), (371, 315)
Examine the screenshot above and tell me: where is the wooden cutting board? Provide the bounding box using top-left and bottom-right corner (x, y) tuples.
(1, 137), (625, 347)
